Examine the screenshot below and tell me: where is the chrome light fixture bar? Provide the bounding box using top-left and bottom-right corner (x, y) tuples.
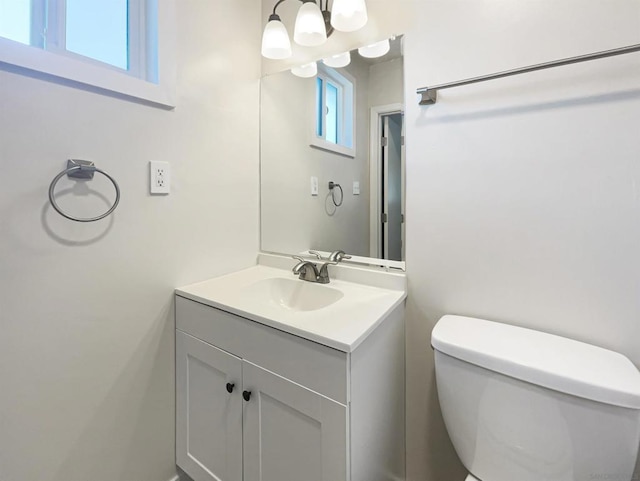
(262, 0), (369, 60)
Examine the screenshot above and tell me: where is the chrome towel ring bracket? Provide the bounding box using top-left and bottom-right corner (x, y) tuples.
(328, 181), (343, 207)
(48, 159), (121, 223)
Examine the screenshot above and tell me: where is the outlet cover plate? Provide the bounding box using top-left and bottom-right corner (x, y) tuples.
(150, 160), (170, 194)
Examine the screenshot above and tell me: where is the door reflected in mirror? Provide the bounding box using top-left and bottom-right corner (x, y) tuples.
(261, 36), (405, 266)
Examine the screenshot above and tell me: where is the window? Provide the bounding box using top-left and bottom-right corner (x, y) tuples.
(0, 1), (31, 45)
(65, 0), (132, 72)
(312, 64), (355, 157)
(0, 0), (174, 107)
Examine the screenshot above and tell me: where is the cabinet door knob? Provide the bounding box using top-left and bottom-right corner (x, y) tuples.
(242, 390), (252, 402)
(226, 383), (235, 393)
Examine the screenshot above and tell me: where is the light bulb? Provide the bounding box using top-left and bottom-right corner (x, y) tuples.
(294, 1), (327, 47)
(291, 62), (318, 78)
(358, 39), (390, 59)
(331, 0), (368, 32)
(322, 52), (351, 68)
(261, 15), (292, 59)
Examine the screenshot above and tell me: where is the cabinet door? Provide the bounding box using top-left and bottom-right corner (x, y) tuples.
(242, 361), (348, 481)
(176, 331), (243, 481)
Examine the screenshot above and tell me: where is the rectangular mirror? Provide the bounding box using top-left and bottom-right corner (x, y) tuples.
(260, 36), (405, 269)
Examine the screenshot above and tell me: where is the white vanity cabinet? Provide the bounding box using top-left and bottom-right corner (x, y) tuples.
(176, 331), (243, 481)
(175, 293), (405, 481)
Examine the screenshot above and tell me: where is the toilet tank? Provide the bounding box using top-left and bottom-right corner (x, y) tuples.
(432, 315), (640, 481)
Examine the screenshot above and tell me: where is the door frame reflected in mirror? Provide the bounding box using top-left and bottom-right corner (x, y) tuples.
(369, 103), (405, 261)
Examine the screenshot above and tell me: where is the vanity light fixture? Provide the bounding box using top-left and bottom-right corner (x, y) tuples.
(294, 0), (327, 47)
(331, 0), (368, 32)
(358, 38), (390, 59)
(261, 0), (369, 59)
(322, 51), (351, 68)
(291, 61), (318, 77)
(261, 12), (293, 59)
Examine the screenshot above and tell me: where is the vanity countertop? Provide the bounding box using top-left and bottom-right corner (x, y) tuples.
(175, 259), (406, 352)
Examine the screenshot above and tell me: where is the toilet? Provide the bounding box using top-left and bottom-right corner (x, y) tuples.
(432, 315), (640, 481)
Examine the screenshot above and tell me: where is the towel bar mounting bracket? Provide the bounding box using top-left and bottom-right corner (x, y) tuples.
(66, 159), (97, 180)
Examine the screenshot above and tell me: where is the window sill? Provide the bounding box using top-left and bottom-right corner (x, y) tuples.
(310, 137), (356, 158)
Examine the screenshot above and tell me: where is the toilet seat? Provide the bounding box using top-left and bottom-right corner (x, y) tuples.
(465, 475), (480, 481)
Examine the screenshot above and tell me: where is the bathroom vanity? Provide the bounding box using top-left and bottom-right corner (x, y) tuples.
(174, 255), (406, 481)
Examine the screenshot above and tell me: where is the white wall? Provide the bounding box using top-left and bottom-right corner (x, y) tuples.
(0, 2), (260, 481)
(368, 57), (404, 108)
(261, 58), (371, 256)
(404, 1), (640, 480)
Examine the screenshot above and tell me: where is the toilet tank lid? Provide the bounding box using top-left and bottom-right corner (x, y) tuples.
(432, 315), (640, 409)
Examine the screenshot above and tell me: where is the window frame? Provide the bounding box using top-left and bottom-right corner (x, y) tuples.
(310, 64), (356, 158)
(0, 0), (175, 108)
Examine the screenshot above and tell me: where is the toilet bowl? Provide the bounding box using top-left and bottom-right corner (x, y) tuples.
(432, 315), (640, 481)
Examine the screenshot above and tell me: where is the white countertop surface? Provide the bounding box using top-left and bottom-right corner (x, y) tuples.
(175, 262), (406, 352)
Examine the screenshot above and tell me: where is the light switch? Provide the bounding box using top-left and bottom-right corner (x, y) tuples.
(311, 176), (319, 196)
(353, 181), (360, 195)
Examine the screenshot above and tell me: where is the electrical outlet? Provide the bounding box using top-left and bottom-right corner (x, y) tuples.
(150, 161), (170, 194)
(353, 181), (360, 195)
(311, 176), (319, 196)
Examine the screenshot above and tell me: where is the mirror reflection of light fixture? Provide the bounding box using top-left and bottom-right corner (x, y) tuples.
(358, 38), (390, 58)
(322, 51), (351, 68)
(261, 0), (368, 59)
(291, 62), (318, 77)
(331, 0), (368, 32)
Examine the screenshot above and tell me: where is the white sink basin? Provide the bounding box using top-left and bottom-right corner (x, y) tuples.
(243, 278), (344, 312)
(175, 260), (406, 352)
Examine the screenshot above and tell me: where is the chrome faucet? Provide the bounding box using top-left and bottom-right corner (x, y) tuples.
(292, 256), (319, 282)
(291, 256), (337, 284)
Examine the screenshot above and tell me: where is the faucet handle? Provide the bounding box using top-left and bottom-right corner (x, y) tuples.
(292, 255), (306, 262)
(308, 250), (323, 260)
(320, 260), (338, 268)
(328, 250), (352, 262)
(316, 259), (338, 283)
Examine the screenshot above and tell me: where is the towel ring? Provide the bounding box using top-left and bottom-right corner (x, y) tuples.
(48, 160), (121, 223)
(328, 181), (343, 207)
